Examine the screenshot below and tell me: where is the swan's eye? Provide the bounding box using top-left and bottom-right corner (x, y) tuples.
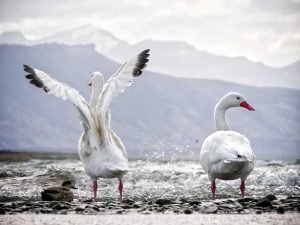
(236, 96), (240, 100)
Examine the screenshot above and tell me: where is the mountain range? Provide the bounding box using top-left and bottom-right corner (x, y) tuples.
(0, 24), (299, 89)
(0, 43), (299, 160)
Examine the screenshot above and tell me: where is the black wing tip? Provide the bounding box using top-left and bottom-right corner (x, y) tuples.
(23, 64), (35, 73)
(133, 49), (150, 77)
(23, 64), (49, 92)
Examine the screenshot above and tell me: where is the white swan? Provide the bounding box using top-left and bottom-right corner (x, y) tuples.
(200, 92), (255, 199)
(23, 49), (150, 202)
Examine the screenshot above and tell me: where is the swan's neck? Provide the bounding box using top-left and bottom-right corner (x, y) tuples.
(90, 84), (102, 109)
(214, 103), (230, 131)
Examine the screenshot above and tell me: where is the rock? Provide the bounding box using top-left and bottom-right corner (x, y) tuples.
(179, 197), (188, 203)
(58, 209), (68, 214)
(0, 209), (5, 214)
(183, 208), (193, 214)
(155, 199), (172, 206)
(12, 209), (23, 213)
(256, 199), (272, 207)
(205, 206), (218, 213)
(123, 199), (135, 205)
(277, 207), (285, 214)
(116, 209), (123, 214)
(256, 210), (262, 214)
(48, 201), (60, 208)
(86, 205), (100, 211)
(132, 203), (141, 209)
(237, 197), (256, 203)
(75, 207), (85, 212)
(52, 203), (70, 210)
(120, 204), (132, 209)
(39, 209), (53, 214)
(265, 194), (277, 201)
(189, 200), (201, 206)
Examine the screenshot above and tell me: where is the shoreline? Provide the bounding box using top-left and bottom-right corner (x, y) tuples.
(1, 214), (299, 225)
(1, 195), (299, 215)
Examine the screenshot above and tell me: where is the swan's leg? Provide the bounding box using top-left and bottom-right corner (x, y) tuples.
(240, 180), (245, 198)
(93, 180), (98, 202)
(118, 178), (123, 202)
(211, 180), (216, 200)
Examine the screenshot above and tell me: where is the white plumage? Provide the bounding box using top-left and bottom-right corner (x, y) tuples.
(24, 49), (150, 202)
(199, 92), (255, 199)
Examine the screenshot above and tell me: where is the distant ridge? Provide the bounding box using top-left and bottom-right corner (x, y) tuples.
(0, 26), (299, 89)
(0, 43), (299, 160)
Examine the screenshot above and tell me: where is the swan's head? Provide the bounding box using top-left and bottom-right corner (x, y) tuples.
(220, 92), (255, 111)
(89, 72), (104, 89)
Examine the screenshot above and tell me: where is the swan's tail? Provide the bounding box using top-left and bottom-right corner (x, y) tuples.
(224, 158), (252, 164)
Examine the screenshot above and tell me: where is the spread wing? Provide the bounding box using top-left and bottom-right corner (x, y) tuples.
(23, 65), (93, 131)
(95, 49), (150, 121)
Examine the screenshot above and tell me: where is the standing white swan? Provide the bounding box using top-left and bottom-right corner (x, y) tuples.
(23, 49), (150, 202)
(200, 92), (255, 200)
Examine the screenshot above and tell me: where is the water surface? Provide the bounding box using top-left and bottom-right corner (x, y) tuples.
(0, 158), (299, 201)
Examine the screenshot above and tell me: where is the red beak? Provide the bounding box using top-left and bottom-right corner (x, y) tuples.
(88, 82), (92, 86)
(240, 101), (255, 111)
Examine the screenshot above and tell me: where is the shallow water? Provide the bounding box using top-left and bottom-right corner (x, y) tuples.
(0, 159), (299, 201)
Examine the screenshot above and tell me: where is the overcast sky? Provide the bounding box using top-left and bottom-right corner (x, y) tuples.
(0, 0), (299, 67)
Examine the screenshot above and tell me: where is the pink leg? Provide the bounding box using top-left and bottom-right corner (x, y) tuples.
(93, 180), (98, 202)
(240, 180), (245, 198)
(118, 179), (123, 202)
(211, 180), (216, 200)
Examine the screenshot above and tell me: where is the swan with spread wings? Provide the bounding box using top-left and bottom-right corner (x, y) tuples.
(23, 49), (150, 202)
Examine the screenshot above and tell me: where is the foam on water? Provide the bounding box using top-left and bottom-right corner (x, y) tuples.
(0, 159), (299, 201)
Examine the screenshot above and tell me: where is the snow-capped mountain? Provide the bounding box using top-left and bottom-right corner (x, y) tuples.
(37, 24), (130, 53)
(0, 25), (299, 89)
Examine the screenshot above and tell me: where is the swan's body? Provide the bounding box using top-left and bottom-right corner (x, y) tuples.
(199, 92), (255, 199)
(24, 49), (150, 202)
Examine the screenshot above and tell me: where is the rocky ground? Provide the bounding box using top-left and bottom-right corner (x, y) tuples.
(0, 194), (299, 215)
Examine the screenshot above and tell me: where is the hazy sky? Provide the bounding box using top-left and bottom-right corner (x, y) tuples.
(0, 0), (299, 67)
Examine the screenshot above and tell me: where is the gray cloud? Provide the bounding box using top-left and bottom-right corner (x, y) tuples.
(0, 0), (299, 67)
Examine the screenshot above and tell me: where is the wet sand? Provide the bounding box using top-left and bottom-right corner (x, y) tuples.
(1, 214), (299, 225)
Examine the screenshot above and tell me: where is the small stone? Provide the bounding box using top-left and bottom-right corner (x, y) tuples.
(256, 199), (272, 207)
(237, 197), (255, 203)
(179, 197), (188, 203)
(121, 205), (132, 209)
(132, 204), (140, 209)
(12, 209), (23, 213)
(39, 209), (53, 214)
(265, 194), (277, 201)
(205, 206), (218, 213)
(116, 209), (123, 214)
(256, 210), (262, 214)
(189, 201), (201, 206)
(75, 207), (85, 212)
(0, 209), (5, 214)
(52, 203), (70, 210)
(277, 207), (285, 214)
(123, 199), (135, 205)
(58, 209), (68, 214)
(49, 201), (59, 208)
(183, 209), (193, 214)
(155, 199), (172, 206)
(86, 205), (100, 211)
